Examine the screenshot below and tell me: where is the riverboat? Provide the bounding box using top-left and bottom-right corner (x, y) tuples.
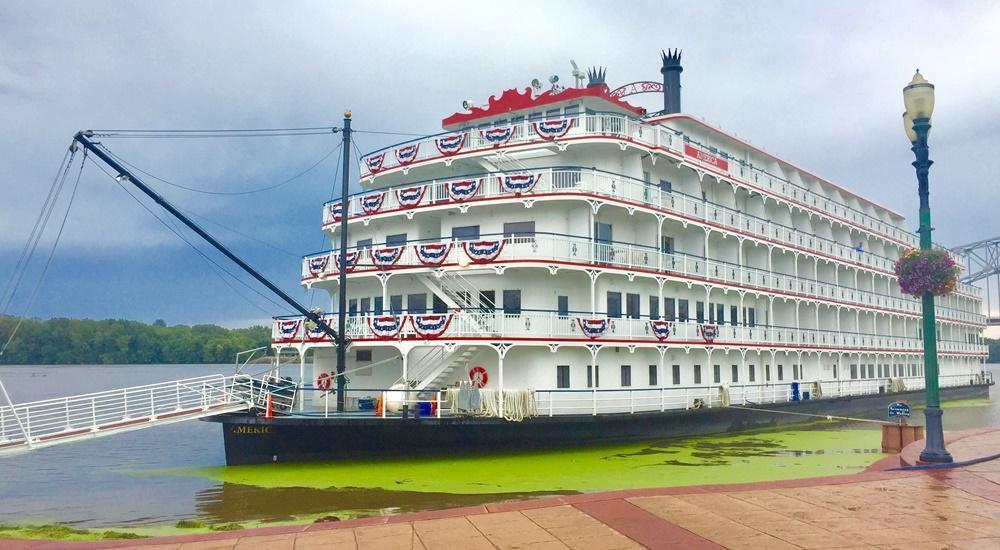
(207, 51), (992, 465)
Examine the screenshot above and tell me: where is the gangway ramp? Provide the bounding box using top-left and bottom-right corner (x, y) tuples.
(0, 374), (252, 456)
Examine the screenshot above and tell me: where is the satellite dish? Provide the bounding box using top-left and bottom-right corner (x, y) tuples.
(462, 99), (475, 110)
(531, 78), (541, 90)
(548, 75), (559, 84)
(570, 59), (585, 88)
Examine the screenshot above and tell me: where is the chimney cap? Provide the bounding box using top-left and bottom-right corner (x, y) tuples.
(660, 49), (683, 72)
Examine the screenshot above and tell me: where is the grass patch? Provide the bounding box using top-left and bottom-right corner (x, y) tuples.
(210, 523), (244, 531)
(175, 519), (207, 529)
(0, 523), (146, 541)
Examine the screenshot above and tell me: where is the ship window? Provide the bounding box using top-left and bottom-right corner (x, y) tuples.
(793, 365), (800, 380)
(452, 225), (480, 240)
(716, 304), (725, 325)
(407, 293), (426, 313)
(713, 365), (721, 384)
(349, 299), (358, 316)
(557, 295), (569, 317)
(649, 296), (660, 320)
(649, 365), (657, 386)
(626, 293), (640, 319)
(672, 365), (680, 385)
(747, 307), (757, 327)
(833, 364), (839, 379)
(730, 306), (738, 326)
(678, 299), (689, 322)
(696, 301), (705, 323)
(503, 221), (535, 241)
(665, 298), (676, 321)
(620, 365), (631, 387)
(564, 104), (580, 116)
(374, 296), (383, 315)
(390, 295), (403, 314)
(731, 364), (739, 383)
(545, 108), (561, 119)
(479, 290), (496, 312)
(694, 365), (702, 384)
(708, 302), (715, 323)
(529, 111), (543, 121)
(660, 236), (674, 254)
(511, 115), (524, 125)
(777, 365), (784, 381)
(850, 364), (858, 379)
(386, 233), (407, 247)
(749, 364), (756, 382)
(765, 364), (772, 381)
(360, 297), (371, 316)
(643, 170), (651, 183)
(356, 238), (373, 249)
(557, 365), (570, 389)
(356, 349), (372, 362)
(607, 292), (622, 318)
(432, 295), (448, 314)
(659, 179), (673, 193)
(502, 290), (521, 314)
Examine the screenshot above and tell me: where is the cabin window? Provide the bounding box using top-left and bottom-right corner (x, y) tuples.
(708, 302), (715, 323)
(529, 111), (543, 121)
(607, 292), (622, 318)
(833, 364), (839, 379)
(730, 306), (738, 326)
(557, 295), (569, 317)
(716, 304), (725, 325)
(731, 364), (739, 383)
(452, 225), (480, 240)
(649, 296), (660, 320)
(747, 307), (757, 327)
(386, 233), (407, 247)
(503, 221), (535, 241)
(620, 365), (631, 387)
(545, 108), (561, 119)
(348, 299), (358, 316)
(850, 364), (858, 379)
(765, 365), (772, 381)
(659, 179), (673, 193)
(356, 349), (372, 362)
(356, 238), (372, 249)
(502, 290), (521, 314)
(678, 299), (689, 322)
(407, 293), (426, 313)
(390, 295), (403, 314)
(564, 104), (580, 116)
(777, 365), (784, 381)
(665, 298), (676, 321)
(511, 115), (524, 125)
(694, 365), (702, 384)
(479, 290), (496, 312)
(557, 365), (570, 389)
(649, 365), (657, 386)
(374, 296), (383, 315)
(661, 236), (674, 254)
(626, 293), (640, 319)
(360, 297), (371, 316)
(749, 364), (756, 382)
(696, 301), (705, 323)
(713, 365), (721, 384)
(672, 365), (681, 385)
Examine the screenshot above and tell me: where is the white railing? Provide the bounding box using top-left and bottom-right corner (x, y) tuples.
(0, 375), (251, 454)
(358, 112), (925, 253)
(271, 311), (989, 357)
(302, 234), (987, 326)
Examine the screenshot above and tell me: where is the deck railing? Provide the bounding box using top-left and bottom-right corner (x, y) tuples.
(358, 112), (927, 255)
(302, 233), (985, 326)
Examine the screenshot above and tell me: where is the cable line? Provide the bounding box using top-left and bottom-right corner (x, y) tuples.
(100, 142), (341, 196)
(175, 207), (301, 259)
(353, 129), (430, 138)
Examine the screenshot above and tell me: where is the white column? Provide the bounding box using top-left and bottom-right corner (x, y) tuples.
(298, 350), (306, 412)
(498, 351), (505, 418)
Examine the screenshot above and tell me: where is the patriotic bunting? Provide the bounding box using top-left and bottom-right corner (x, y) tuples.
(435, 133), (466, 155)
(463, 239), (504, 263)
(650, 320), (673, 341)
(411, 313), (453, 338)
(481, 126), (515, 147)
(415, 242), (452, 266)
(306, 317), (335, 341)
(532, 118), (574, 140)
(359, 192), (385, 215)
(395, 185), (426, 208)
(307, 254), (330, 276)
(699, 324), (719, 344)
(371, 246), (404, 269)
(499, 173), (540, 194)
(327, 201), (343, 224)
(364, 152), (386, 173)
(394, 143), (420, 165)
(334, 250), (361, 273)
(369, 315), (407, 339)
(447, 178), (482, 202)
(577, 318), (610, 339)
(277, 319), (302, 339)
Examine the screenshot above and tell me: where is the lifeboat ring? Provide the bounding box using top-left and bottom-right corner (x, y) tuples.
(469, 366), (488, 388)
(316, 372), (333, 390)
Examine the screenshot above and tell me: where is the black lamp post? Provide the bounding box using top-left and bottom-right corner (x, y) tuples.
(903, 70), (952, 463)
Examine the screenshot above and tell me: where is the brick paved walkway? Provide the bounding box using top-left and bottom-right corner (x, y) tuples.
(4, 429), (999, 550)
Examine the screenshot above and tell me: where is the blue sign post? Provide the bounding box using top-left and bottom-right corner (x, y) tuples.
(888, 401), (912, 422)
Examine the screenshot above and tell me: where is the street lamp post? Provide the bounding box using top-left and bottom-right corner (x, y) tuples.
(903, 70), (952, 463)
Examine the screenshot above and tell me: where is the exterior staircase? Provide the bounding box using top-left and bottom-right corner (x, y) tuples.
(403, 345), (483, 391)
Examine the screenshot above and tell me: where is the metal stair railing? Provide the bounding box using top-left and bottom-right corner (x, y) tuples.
(0, 374), (251, 454)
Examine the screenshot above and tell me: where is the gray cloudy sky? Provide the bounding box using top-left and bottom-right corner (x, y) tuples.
(2, 0), (999, 327)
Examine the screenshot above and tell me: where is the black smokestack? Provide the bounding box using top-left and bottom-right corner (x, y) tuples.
(660, 49), (682, 114)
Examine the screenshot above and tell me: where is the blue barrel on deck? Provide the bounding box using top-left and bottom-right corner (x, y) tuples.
(791, 381), (801, 401)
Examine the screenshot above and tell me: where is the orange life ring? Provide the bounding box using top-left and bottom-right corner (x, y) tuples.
(316, 372), (333, 390)
(469, 366), (488, 388)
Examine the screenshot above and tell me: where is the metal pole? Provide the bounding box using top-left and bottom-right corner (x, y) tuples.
(910, 116), (952, 463)
(336, 112), (352, 412)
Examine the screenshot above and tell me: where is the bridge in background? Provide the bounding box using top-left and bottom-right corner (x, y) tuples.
(955, 236), (1000, 326)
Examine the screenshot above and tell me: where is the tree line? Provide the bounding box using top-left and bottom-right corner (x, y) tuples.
(0, 316), (270, 365)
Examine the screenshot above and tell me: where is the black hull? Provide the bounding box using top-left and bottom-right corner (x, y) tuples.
(209, 384), (990, 465)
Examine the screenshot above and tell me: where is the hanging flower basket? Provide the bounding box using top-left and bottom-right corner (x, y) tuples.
(894, 248), (959, 297)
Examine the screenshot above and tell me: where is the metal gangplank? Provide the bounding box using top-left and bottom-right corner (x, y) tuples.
(0, 374), (258, 456)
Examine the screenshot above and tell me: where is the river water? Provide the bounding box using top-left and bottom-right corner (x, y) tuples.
(0, 364), (996, 534)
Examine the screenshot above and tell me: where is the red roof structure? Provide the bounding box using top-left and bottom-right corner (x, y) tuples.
(442, 85), (646, 128)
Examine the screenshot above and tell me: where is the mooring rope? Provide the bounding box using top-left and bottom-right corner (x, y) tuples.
(729, 404), (890, 425)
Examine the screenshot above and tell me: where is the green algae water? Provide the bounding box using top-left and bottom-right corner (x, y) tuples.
(1, 364), (997, 539)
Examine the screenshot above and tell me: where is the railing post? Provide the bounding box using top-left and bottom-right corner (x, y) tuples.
(660, 388), (665, 411)
(175, 383), (182, 411)
(630, 390), (634, 414)
(123, 389), (129, 419)
(150, 388), (155, 418)
(64, 398), (71, 430)
(91, 397), (97, 431)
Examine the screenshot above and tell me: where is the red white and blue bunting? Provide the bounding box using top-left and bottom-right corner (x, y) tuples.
(369, 315), (407, 339)
(276, 319), (302, 340)
(306, 318), (335, 341)
(395, 185), (426, 208)
(481, 126), (515, 147)
(411, 313), (453, 338)
(650, 320), (673, 341)
(463, 239), (504, 263)
(532, 118), (574, 140)
(415, 242), (452, 266)
(577, 317), (610, 339)
(499, 173), (540, 194)
(334, 250), (361, 272)
(699, 324), (719, 344)
(435, 133), (466, 156)
(371, 246), (404, 269)
(365, 152), (386, 173)
(359, 192), (385, 215)
(394, 143), (420, 165)
(307, 255), (330, 276)
(327, 201), (343, 224)
(447, 178), (482, 202)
